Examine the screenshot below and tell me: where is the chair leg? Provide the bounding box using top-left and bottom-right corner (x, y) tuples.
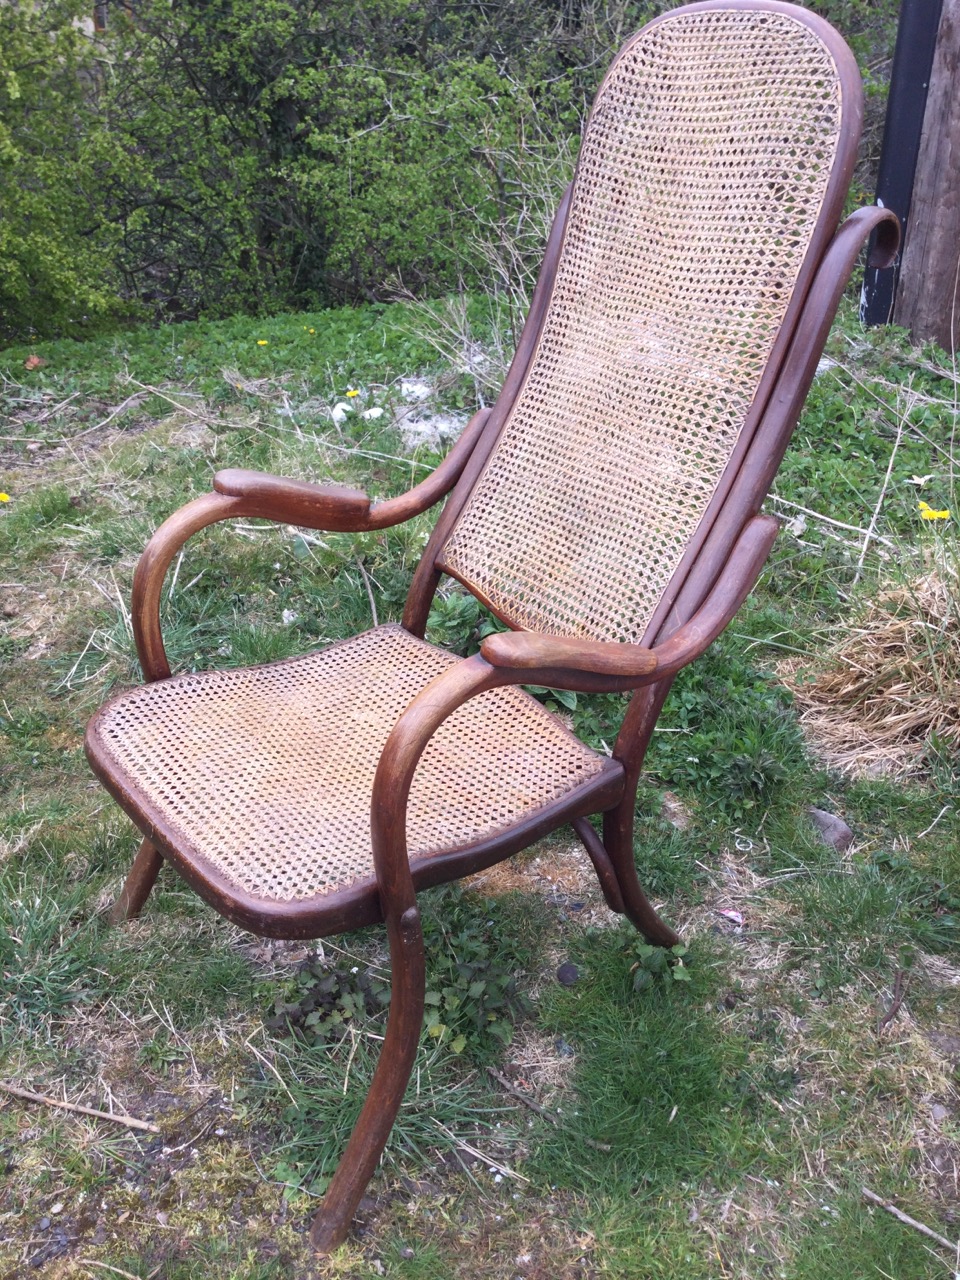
(109, 837), (164, 925)
(602, 804), (681, 948)
(309, 903), (426, 1253)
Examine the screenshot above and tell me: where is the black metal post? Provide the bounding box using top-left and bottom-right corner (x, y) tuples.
(861, 0), (943, 326)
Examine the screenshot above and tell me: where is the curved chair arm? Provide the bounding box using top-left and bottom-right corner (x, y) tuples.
(479, 513), (779, 692)
(130, 407), (492, 681)
(213, 405), (491, 531)
(369, 514), (778, 914)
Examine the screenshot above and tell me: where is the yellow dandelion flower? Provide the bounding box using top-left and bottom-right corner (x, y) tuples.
(918, 501), (951, 521)
(346, 388), (360, 398)
(0, 493), (9, 502)
(257, 339), (269, 346)
(309, 328), (315, 334)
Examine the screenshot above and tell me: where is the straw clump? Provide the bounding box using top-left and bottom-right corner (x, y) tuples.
(781, 552), (959, 778)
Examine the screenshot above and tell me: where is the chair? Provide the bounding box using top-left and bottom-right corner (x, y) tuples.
(85, 0), (898, 1251)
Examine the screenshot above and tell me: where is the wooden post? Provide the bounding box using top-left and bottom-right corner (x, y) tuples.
(894, 0), (960, 352)
(861, 0), (943, 327)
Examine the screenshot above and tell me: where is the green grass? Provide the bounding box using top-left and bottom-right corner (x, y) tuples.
(0, 300), (957, 1278)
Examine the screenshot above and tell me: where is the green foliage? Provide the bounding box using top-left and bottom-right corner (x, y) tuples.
(0, 0), (127, 338)
(63, 0), (598, 324)
(0, 875), (97, 1033)
(627, 941), (691, 993)
(869, 848), (960, 955)
(3, 0), (901, 336)
(418, 889), (531, 1059)
(266, 962), (391, 1044)
(646, 633), (806, 820)
(266, 887), (532, 1063)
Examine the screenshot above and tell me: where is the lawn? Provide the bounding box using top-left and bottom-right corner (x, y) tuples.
(0, 299), (957, 1279)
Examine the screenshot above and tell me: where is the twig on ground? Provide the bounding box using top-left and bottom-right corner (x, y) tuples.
(877, 969), (908, 1034)
(486, 1065), (612, 1151)
(65, 392), (145, 441)
(431, 1118), (529, 1182)
(245, 1037), (298, 1107)
(0, 1081), (159, 1133)
(78, 1261), (163, 1280)
(862, 1187), (960, 1255)
(917, 804), (953, 839)
(851, 412), (904, 588)
(769, 495), (897, 550)
(355, 556), (379, 627)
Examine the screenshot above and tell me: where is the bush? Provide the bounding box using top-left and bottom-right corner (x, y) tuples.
(2, 0), (901, 337)
(0, 0), (127, 339)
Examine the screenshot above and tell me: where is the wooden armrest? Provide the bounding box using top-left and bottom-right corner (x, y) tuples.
(213, 406), (493, 533)
(480, 632), (658, 678)
(214, 470), (371, 530)
(480, 513), (780, 693)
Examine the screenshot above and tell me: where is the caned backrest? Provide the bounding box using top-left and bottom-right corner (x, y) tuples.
(437, 1), (860, 645)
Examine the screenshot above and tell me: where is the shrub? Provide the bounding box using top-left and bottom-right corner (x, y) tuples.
(0, 0), (126, 339)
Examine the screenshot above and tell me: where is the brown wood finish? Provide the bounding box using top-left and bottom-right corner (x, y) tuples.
(81, 2), (894, 1253)
(654, 205), (900, 656)
(213, 405), (492, 532)
(131, 407), (492, 682)
(86, 724), (624, 939)
(109, 838), (164, 924)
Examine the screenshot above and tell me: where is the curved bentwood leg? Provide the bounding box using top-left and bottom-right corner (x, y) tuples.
(309, 902), (426, 1251)
(109, 837), (164, 925)
(602, 801), (680, 947)
(603, 678), (681, 948)
(308, 657), (497, 1251)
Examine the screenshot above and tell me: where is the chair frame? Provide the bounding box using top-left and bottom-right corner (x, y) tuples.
(86, 0), (900, 1252)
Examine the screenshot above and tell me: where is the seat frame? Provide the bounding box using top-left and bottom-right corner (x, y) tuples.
(85, 0), (900, 1253)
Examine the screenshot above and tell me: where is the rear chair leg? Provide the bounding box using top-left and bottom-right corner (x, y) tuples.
(602, 804), (681, 948)
(310, 903), (426, 1252)
(109, 837), (164, 924)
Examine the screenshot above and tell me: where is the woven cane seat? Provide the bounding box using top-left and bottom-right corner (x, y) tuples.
(88, 625), (611, 907)
(440, 6), (843, 644)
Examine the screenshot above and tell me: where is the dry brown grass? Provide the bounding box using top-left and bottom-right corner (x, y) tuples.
(781, 553), (960, 778)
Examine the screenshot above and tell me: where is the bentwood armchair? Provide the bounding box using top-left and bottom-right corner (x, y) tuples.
(85, 0), (899, 1251)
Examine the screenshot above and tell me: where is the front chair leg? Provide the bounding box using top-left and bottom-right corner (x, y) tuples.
(310, 902), (426, 1252)
(109, 837), (164, 925)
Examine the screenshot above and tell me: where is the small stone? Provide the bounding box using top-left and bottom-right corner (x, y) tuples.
(556, 963), (580, 986)
(39, 1218), (50, 1231)
(26, 442), (42, 453)
(399, 1247), (415, 1260)
(931, 1103), (949, 1123)
(50, 1202), (63, 1215)
(808, 807), (854, 852)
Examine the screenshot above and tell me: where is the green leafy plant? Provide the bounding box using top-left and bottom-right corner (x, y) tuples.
(266, 887), (531, 1063)
(626, 941), (691, 993)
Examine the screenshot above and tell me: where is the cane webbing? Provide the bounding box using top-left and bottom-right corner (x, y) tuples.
(91, 626), (605, 903)
(440, 7), (843, 643)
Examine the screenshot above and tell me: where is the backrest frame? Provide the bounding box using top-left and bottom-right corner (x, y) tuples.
(404, 0), (864, 652)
